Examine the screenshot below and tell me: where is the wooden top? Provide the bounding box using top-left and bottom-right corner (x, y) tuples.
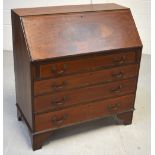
(13, 3), (127, 16)
(13, 4), (142, 61)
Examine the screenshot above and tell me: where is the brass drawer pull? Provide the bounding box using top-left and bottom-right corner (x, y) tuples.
(51, 64), (67, 75)
(113, 56), (126, 65)
(112, 71), (124, 79)
(111, 85), (122, 93)
(51, 96), (67, 106)
(51, 114), (68, 126)
(107, 103), (120, 111)
(52, 81), (67, 91)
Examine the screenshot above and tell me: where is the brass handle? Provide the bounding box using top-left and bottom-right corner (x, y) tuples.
(107, 103), (120, 111)
(113, 56), (126, 65)
(51, 114), (68, 126)
(111, 85), (122, 93)
(51, 64), (67, 75)
(52, 81), (67, 91)
(112, 71), (124, 79)
(51, 96), (67, 106)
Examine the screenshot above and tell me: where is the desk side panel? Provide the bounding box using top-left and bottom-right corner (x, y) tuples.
(11, 10), (33, 130)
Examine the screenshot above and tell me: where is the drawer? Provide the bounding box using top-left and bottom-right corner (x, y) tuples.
(35, 94), (135, 131)
(34, 78), (137, 113)
(38, 51), (136, 79)
(34, 64), (139, 96)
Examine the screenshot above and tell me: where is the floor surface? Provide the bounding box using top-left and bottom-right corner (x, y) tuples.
(3, 51), (151, 155)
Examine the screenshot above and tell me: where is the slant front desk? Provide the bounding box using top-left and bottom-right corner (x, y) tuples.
(11, 3), (142, 150)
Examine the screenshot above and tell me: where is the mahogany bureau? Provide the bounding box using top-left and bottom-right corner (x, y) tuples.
(11, 3), (142, 150)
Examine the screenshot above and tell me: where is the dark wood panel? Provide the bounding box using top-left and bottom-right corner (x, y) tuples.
(13, 3), (128, 16)
(34, 78), (137, 113)
(34, 64), (139, 96)
(39, 51), (136, 79)
(35, 94), (135, 131)
(22, 10), (142, 61)
(11, 11), (33, 130)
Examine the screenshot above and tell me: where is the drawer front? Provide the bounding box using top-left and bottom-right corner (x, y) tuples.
(38, 51), (136, 79)
(34, 64), (139, 96)
(35, 94), (135, 131)
(34, 78), (137, 113)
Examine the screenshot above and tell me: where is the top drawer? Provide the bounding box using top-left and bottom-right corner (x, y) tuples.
(37, 51), (136, 79)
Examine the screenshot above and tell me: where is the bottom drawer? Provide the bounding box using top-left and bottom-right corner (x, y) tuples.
(35, 94), (135, 131)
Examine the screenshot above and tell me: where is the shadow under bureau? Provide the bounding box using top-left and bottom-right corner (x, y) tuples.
(11, 3), (142, 150)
